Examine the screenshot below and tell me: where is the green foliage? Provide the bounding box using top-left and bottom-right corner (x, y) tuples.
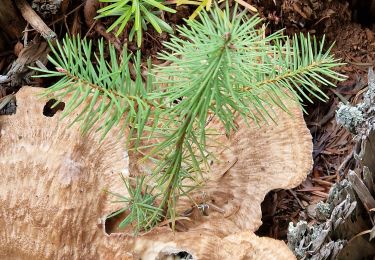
(155, 4), (346, 138)
(32, 36), (156, 143)
(106, 175), (162, 234)
(96, 0), (176, 46)
(32, 4), (346, 234)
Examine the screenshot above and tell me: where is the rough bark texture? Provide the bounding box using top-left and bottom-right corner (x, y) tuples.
(0, 87), (313, 259)
(0, 41), (49, 88)
(15, 0), (57, 40)
(31, 0), (65, 17)
(336, 68), (375, 138)
(288, 68), (375, 260)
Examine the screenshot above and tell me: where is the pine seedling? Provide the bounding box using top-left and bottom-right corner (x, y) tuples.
(154, 4), (346, 141)
(32, 4), (346, 234)
(106, 175), (162, 234)
(141, 4), (346, 229)
(96, 0), (176, 46)
(31, 35), (158, 144)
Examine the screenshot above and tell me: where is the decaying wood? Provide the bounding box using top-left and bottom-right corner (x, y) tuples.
(0, 40), (49, 90)
(287, 179), (358, 259)
(0, 86), (313, 259)
(337, 233), (375, 259)
(31, 0), (66, 17)
(363, 166), (375, 196)
(348, 170), (375, 212)
(288, 68), (375, 259)
(288, 69), (375, 260)
(358, 131), (375, 174)
(0, 94), (16, 116)
(14, 0), (56, 40)
(336, 68), (375, 138)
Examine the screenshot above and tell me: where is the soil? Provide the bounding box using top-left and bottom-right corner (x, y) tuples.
(1, 0), (375, 252)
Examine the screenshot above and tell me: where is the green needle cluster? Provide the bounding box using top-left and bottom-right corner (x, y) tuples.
(96, 0), (176, 46)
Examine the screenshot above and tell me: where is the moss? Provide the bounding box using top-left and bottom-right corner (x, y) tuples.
(316, 201), (332, 221)
(336, 104), (364, 133)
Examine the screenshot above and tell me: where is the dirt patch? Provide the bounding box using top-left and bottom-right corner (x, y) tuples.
(333, 23), (375, 67)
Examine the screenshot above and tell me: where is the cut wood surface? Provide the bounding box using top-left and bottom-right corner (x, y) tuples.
(0, 87), (313, 259)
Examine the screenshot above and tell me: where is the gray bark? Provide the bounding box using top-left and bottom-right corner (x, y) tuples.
(288, 68), (375, 259)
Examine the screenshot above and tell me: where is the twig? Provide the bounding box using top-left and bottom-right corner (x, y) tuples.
(207, 202), (225, 214)
(234, 0), (257, 12)
(14, 0), (56, 40)
(312, 178), (333, 187)
(20, 3), (86, 34)
(49, 2), (85, 27)
(0, 94), (15, 111)
(288, 190), (305, 209)
(330, 88), (349, 104)
(310, 191), (329, 198)
(335, 149), (354, 181)
(84, 0), (122, 51)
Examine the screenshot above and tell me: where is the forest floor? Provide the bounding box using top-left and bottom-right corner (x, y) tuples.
(254, 0), (375, 241)
(1, 0), (375, 251)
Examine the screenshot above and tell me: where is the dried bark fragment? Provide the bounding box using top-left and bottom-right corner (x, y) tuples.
(336, 68), (375, 137)
(31, 0), (63, 17)
(0, 94), (16, 115)
(348, 170), (375, 212)
(287, 180), (357, 259)
(0, 41), (49, 89)
(15, 0), (57, 40)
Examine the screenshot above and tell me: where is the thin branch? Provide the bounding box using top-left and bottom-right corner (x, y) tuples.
(60, 70), (159, 109)
(14, 0), (56, 40)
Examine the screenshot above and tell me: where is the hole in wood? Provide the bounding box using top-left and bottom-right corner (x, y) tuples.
(43, 99), (65, 117)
